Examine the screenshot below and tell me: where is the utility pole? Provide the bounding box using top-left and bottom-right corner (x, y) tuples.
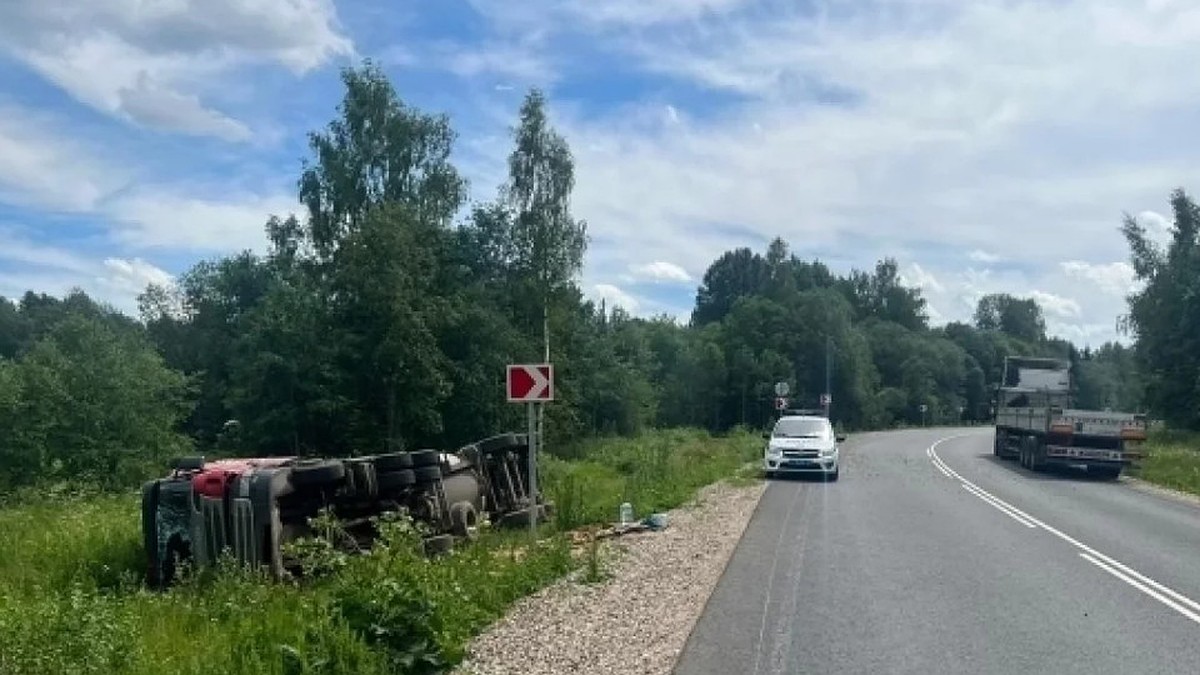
(824, 334), (832, 419)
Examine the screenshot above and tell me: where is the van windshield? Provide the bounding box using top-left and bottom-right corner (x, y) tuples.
(773, 418), (828, 438)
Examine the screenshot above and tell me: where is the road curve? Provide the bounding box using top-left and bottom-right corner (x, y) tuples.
(674, 428), (1200, 675)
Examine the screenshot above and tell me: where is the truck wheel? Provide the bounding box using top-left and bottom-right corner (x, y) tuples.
(290, 461), (346, 488)
(374, 452), (412, 472)
(993, 432), (1005, 457)
(377, 469), (416, 492)
(1030, 439), (1047, 472)
(413, 465), (442, 483)
(409, 450), (441, 467)
(477, 434), (522, 454)
(1092, 466), (1121, 481)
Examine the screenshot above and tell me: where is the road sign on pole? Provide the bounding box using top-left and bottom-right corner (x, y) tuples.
(774, 381), (790, 397)
(508, 364), (555, 535)
(507, 364), (554, 402)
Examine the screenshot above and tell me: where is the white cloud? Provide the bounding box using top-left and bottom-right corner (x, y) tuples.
(0, 105), (129, 212)
(98, 258), (174, 298)
(629, 261), (692, 283)
(591, 283), (641, 313)
(109, 190), (299, 252)
(446, 42), (555, 83)
(1029, 290), (1082, 319)
(1060, 261), (1138, 296)
(471, 0), (750, 32)
(117, 73), (252, 141)
(0, 0), (352, 139)
(0, 229), (172, 314)
(900, 262), (944, 294)
(452, 0), (1200, 343)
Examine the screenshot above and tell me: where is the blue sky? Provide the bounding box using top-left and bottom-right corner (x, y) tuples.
(1, 0), (1197, 346)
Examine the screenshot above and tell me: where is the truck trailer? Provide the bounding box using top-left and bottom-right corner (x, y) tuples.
(992, 356), (1146, 479)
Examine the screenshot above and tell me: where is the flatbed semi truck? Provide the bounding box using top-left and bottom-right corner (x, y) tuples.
(993, 356), (1146, 480)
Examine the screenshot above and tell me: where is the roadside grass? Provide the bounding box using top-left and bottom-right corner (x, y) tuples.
(0, 427), (759, 675)
(1129, 430), (1200, 496)
(544, 427), (761, 529)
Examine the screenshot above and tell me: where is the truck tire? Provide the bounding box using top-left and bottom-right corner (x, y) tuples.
(377, 469), (416, 492)
(1091, 466), (1122, 481)
(374, 452), (412, 472)
(413, 465), (442, 483)
(993, 432), (1004, 457)
(290, 461), (346, 488)
(1030, 438), (1047, 472)
(409, 450), (441, 467)
(477, 434), (522, 454)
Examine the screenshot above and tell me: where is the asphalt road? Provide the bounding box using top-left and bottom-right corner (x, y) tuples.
(674, 428), (1200, 675)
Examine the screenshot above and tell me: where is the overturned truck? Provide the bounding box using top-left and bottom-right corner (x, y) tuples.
(141, 433), (549, 587)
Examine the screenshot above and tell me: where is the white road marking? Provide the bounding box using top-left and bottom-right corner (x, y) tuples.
(960, 483), (1038, 528)
(930, 434), (1200, 627)
(1079, 553), (1200, 626)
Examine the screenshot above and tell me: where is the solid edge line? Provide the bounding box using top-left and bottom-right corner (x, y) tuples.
(1079, 552), (1200, 625)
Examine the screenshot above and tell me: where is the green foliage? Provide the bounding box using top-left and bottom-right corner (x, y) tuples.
(1128, 430), (1200, 496)
(1122, 189), (1200, 428)
(0, 313), (193, 492)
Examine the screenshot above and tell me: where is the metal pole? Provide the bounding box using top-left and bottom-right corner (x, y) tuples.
(527, 401), (538, 535)
(825, 335), (832, 418)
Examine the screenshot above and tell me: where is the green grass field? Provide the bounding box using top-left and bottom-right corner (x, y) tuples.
(1129, 429), (1200, 496)
(0, 428), (760, 675)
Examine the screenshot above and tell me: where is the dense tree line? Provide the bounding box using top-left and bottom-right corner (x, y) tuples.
(0, 62), (1158, 492)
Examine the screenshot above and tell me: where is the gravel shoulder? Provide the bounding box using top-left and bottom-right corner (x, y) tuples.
(454, 479), (767, 675)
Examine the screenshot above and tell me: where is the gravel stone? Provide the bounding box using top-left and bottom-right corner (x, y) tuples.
(454, 479), (767, 675)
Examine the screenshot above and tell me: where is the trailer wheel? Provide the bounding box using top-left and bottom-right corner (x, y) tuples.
(377, 469), (416, 492)
(290, 461), (346, 488)
(1030, 439), (1047, 472)
(374, 452), (413, 472)
(409, 450), (441, 467)
(413, 465), (442, 483)
(477, 434), (522, 455)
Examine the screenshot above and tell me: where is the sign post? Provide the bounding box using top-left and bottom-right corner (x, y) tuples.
(507, 364), (554, 535)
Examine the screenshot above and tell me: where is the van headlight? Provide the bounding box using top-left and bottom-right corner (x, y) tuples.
(819, 446), (836, 456)
(766, 446), (782, 459)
